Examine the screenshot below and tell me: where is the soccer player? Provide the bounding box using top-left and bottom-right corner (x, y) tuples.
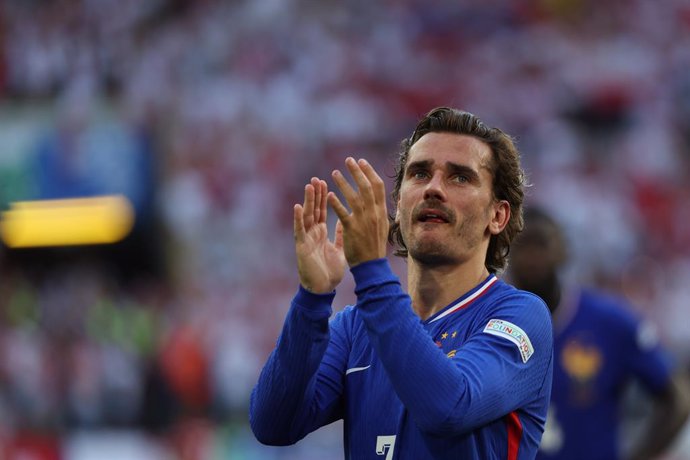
(250, 107), (554, 459)
(509, 207), (690, 460)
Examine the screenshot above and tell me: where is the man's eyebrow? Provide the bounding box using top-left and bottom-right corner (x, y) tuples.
(405, 160), (484, 182)
(405, 160), (432, 171)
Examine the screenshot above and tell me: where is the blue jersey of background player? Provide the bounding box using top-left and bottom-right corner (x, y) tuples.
(250, 108), (554, 459)
(509, 207), (690, 460)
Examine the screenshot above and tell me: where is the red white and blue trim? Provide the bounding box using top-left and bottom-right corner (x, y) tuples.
(429, 275), (498, 323)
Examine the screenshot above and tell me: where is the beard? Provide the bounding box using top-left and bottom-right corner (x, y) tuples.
(398, 199), (491, 266)
(403, 210), (484, 267)
(408, 238), (458, 266)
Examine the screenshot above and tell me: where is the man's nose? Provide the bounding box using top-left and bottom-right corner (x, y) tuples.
(423, 173), (447, 201)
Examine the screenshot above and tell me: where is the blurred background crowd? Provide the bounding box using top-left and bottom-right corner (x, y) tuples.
(0, 0), (690, 458)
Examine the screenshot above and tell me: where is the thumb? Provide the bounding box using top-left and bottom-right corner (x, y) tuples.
(334, 219), (344, 250)
(294, 204), (305, 243)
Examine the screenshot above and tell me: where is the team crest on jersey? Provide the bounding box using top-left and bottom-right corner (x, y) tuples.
(561, 340), (602, 382)
(483, 319), (534, 363)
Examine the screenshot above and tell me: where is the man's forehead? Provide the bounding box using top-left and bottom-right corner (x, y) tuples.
(406, 139), (493, 174)
(407, 133), (492, 171)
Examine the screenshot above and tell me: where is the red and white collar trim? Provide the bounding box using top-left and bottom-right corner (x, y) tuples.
(429, 275), (498, 323)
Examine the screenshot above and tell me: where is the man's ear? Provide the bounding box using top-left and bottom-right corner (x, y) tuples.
(489, 200), (510, 235)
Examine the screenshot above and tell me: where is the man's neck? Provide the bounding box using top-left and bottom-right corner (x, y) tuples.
(407, 257), (490, 321)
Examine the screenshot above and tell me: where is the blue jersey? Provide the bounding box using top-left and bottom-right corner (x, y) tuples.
(536, 288), (673, 460)
(250, 258), (553, 459)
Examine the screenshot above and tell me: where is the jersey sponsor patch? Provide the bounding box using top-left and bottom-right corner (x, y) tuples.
(483, 319), (534, 363)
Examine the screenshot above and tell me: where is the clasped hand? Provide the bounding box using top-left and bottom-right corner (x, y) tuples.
(293, 157), (389, 294)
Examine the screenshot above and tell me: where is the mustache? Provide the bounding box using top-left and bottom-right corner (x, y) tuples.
(412, 200), (455, 223)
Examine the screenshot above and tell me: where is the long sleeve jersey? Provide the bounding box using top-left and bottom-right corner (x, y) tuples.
(250, 258), (553, 459)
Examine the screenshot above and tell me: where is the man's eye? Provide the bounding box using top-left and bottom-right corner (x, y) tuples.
(412, 171), (428, 180)
(453, 175), (469, 183)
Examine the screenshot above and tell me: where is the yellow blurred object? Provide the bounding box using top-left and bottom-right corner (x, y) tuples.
(0, 195), (135, 248)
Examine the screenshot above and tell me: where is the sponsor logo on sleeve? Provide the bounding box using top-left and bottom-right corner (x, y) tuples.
(483, 319), (534, 363)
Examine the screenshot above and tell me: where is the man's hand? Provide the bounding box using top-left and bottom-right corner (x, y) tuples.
(294, 177), (347, 294)
(328, 157), (389, 267)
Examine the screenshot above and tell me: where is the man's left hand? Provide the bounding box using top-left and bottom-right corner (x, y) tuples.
(328, 157), (389, 267)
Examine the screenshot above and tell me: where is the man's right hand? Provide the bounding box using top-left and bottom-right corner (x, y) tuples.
(294, 177), (347, 294)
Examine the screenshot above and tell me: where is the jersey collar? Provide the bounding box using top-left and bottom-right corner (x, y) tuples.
(427, 274), (499, 324)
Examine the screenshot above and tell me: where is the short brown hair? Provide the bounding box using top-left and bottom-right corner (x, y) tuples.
(388, 107), (526, 273)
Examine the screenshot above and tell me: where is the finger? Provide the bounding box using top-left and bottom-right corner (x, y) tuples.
(318, 180), (328, 224)
(331, 169), (361, 213)
(303, 182), (315, 229)
(312, 177), (322, 224)
(358, 159), (386, 207)
(327, 191), (351, 223)
(293, 204), (305, 242)
(334, 219), (344, 250)
(345, 157), (375, 206)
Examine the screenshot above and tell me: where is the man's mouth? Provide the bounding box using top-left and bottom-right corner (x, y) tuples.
(417, 209), (450, 223)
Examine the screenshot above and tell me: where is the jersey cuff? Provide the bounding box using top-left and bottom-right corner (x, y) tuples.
(351, 258), (398, 292)
(293, 285), (336, 315)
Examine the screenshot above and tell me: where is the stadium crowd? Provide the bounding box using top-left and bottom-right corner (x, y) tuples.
(0, 0), (690, 458)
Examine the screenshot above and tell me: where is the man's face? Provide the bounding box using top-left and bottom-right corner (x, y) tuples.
(396, 132), (501, 266)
